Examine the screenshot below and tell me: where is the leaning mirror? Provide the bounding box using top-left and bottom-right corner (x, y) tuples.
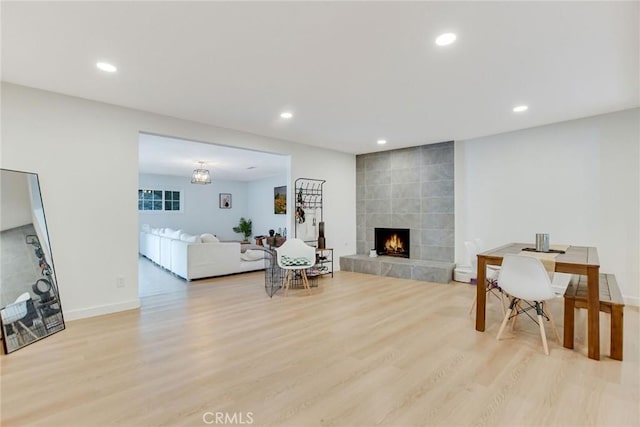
(0, 169), (65, 354)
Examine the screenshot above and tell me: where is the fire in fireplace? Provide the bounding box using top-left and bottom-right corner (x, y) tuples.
(375, 228), (410, 258)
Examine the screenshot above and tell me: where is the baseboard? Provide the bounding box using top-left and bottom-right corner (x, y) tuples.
(64, 299), (141, 321)
(623, 295), (639, 307)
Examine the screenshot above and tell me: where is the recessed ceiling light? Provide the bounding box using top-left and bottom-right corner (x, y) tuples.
(513, 105), (529, 113)
(435, 33), (457, 46)
(96, 62), (117, 73)
(377, 139), (387, 145)
(280, 112), (293, 119)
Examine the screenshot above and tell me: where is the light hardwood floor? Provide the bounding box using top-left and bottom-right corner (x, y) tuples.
(1, 271), (638, 426)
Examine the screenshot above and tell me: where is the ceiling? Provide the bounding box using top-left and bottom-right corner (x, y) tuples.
(139, 133), (289, 182)
(2, 2), (638, 155)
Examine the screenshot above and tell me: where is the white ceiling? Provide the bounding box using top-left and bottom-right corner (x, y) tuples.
(2, 2), (638, 155)
(139, 133), (289, 182)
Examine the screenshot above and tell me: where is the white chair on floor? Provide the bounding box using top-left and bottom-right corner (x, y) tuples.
(276, 238), (316, 296)
(467, 240), (505, 315)
(1, 292), (39, 345)
(496, 254), (572, 355)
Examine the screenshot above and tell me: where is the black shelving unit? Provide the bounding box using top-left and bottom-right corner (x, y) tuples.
(292, 178), (333, 278)
(294, 178), (326, 245)
(314, 247), (333, 278)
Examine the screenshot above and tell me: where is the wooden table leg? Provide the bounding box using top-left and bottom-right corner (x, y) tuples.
(563, 297), (575, 349)
(475, 255), (487, 332)
(587, 266), (600, 360)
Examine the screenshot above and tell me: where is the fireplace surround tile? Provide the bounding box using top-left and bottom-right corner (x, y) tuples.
(421, 197), (454, 214)
(422, 146), (454, 165)
(351, 257), (382, 275)
(367, 213), (392, 227)
(365, 199), (392, 214)
(381, 262), (413, 280)
(365, 184), (391, 200)
(340, 255), (454, 284)
(421, 163), (454, 182)
(421, 180), (455, 198)
(420, 246), (454, 262)
(422, 213), (455, 230)
(391, 199), (421, 215)
(365, 155), (391, 172)
(391, 168), (420, 184)
(356, 241), (367, 255)
(391, 148), (420, 170)
(391, 213), (420, 229)
(412, 264), (451, 283)
(365, 169), (392, 186)
(421, 229), (455, 247)
(392, 182), (420, 199)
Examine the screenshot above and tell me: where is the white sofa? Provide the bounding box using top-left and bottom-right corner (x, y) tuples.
(139, 226), (267, 281)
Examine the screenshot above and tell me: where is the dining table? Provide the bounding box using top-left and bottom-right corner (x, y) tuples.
(475, 242), (601, 360)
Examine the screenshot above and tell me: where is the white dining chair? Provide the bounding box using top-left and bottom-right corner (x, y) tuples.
(1, 292), (40, 345)
(496, 254), (572, 355)
(276, 238), (316, 296)
(466, 240), (505, 315)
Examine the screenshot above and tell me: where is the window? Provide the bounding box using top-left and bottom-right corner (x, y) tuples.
(138, 189), (182, 212)
(164, 191), (181, 211)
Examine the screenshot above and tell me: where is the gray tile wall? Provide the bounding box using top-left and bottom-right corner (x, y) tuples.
(356, 141), (454, 262)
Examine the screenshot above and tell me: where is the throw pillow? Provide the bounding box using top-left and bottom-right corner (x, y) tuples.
(241, 249), (265, 261)
(201, 233), (220, 243)
(180, 233), (201, 243)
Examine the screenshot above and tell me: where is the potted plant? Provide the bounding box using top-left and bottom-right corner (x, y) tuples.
(232, 217), (253, 243)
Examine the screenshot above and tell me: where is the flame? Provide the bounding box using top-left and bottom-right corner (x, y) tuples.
(384, 234), (404, 252)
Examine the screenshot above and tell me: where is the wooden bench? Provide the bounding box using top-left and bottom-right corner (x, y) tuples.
(564, 273), (624, 360)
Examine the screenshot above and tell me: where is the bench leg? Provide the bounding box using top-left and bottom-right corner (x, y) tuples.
(563, 297), (575, 349)
(610, 306), (623, 361)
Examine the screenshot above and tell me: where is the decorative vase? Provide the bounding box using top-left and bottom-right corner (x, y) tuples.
(318, 221), (326, 249)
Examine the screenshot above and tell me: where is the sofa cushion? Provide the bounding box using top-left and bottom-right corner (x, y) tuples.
(201, 233), (220, 243)
(180, 233), (201, 243)
(241, 249), (266, 261)
(162, 228), (182, 239)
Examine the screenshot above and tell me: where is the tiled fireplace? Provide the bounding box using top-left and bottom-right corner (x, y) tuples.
(354, 141), (454, 262)
(340, 141), (455, 284)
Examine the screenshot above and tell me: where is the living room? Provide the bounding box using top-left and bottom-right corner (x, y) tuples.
(1, 1), (638, 425)
(137, 133), (292, 294)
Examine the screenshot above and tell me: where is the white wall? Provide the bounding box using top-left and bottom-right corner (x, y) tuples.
(138, 173), (250, 240)
(1, 83), (356, 320)
(0, 170), (32, 231)
(246, 174), (288, 239)
(455, 108), (640, 305)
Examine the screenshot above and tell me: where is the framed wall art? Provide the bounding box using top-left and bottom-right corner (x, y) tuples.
(219, 193), (232, 209)
(274, 186), (286, 214)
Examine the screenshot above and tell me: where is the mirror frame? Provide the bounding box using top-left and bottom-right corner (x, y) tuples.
(1, 168), (65, 354)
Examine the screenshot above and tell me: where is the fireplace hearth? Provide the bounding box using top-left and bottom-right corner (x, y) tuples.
(375, 228), (410, 258)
